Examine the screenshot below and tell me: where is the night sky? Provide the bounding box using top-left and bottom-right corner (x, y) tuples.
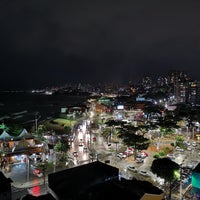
(1, 0), (200, 90)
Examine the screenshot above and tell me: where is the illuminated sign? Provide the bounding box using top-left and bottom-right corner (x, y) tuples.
(117, 105), (124, 110)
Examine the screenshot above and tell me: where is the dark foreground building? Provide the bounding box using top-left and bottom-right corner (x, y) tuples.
(0, 171), (13, 200)
(47, 161), (163, 200)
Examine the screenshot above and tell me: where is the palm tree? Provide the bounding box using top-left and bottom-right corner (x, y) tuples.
(105, 119), (126, 143)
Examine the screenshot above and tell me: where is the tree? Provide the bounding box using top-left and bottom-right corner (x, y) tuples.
(118, 125), (150, 159)
(54, 138), (70, 161)
(64, 125), (71, 136)
(151, 158), (180, 200)
(155, 112), (179, 137)
(104, 120), (126, 143)
(37, 161), (53, 186)
(37, 124), (47, 137)
(143, 103), (164, 120)
(6, 123), (23, 137)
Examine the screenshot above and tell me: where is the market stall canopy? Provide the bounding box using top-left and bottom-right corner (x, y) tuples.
(0, 130), (12, 140)
(17, 129), (33, 139)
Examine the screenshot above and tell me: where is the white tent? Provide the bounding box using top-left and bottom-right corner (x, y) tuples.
(17, 129), (33, 139)
(0, 130), (12, 140)
(18, 128), (28, 137)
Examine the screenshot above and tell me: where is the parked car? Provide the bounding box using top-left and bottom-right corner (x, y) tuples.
(79, 142), (84, 147)
(187, 147), (192, 151)
(139, 170), (150, 176)
(136, 158), (144, 163)
(124, 147), (134, 155)
(89, 153), (97, 160)
(83, 146), (88, 152)
(176, 146), (184, 152)
(167, 154), (175, 160)
(127, 165), (138, 172)
(192, 141), (197, 147)
(117, 153), (127, 159)
(137, 152), (146, 159)
(73, 151), (78, 157)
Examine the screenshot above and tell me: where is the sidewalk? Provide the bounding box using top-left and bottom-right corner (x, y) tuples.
(12, 178), (44, 189)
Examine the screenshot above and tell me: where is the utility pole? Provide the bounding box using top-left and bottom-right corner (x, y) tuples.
(35, 114), (38, 136)
(35, 112), (40, 137)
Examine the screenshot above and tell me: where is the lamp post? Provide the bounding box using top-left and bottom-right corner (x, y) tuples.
(180, 159), (185, 200)
(53, 152), (56, 173)
(35, 112), (41, 137)
(180, 164), (182, 200)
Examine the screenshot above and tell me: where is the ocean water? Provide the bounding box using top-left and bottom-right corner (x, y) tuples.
(0, 91), (88, 126)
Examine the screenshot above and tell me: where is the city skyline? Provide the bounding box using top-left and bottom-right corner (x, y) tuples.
(1, 1), (200, 90)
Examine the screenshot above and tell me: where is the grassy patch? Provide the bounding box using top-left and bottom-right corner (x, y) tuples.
(43, 118), (77, 134)
(53, 118), (77, 127)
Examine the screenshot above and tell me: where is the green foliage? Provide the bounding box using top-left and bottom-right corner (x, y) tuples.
(158, 151), (165, 157)
(151, 158), (180, 182)
(37, 161), (53, 171)
(6, 124), (23, 136)
(38, 124), (46, 136)
(171, 143), (175, 147)
(175, 136), (184, 148)
(0, 123), (9, 131)
(105, 119), (126, 128)
(164, 147), (171, 154)
(101, 127), (111, 138)
(153, 153), (160, 159)
(54, 138), (70, 153)
(64, 126), (71, 135)
(118, 125), (150, 153)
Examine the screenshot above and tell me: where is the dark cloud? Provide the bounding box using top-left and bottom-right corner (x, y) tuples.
(1, 0), (200, 89)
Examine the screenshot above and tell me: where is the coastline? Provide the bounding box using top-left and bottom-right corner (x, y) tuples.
(0, 92), (89, 129)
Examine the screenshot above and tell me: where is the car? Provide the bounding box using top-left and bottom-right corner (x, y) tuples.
(137, 152), (146, 159)
(192, 141), (197, 147)
(187, 147), (192, 151)
(89, 153), (97, 160)
(79, 142), (84, 147)
(136, 158), (144, 163)
(125, 147), (134, 155)
(68, 135), (75, 142)
(139, 170), (150, 176)
(176, 146), (184, 152)
(127, 165), (138, 172)
(33, 168), (43, 177)
(124, 149), (133, 154)
(73, 151), (78, 157)
(167, 154), (176, 160)
(83, 146), (88, 152)
(117, 153), (127, 159)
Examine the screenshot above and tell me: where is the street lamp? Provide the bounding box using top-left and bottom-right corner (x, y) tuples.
(180, 159), (185, 200)
(35, 112), (41, 137)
